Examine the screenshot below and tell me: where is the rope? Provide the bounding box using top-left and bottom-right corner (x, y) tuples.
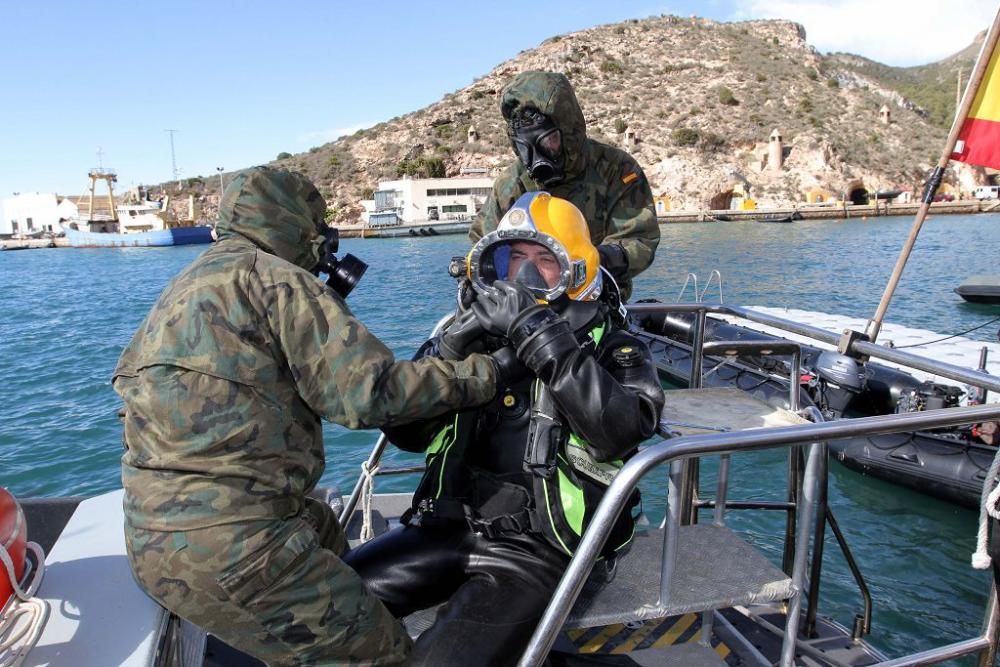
(358, 461), (381, 544)
(1, 543), (48, 667)
(891, 316), (1000, 349)
(972, 447), (1000, 569)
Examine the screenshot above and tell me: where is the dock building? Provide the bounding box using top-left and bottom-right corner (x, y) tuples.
(361, 176), (494, 227)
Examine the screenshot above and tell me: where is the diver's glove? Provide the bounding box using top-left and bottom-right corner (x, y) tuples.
(488, 345), (530, 389)
(471, 280), (538, 336)
(507, 306), (579, 384)
(438, 309), (485, 360)
(597, 243), (630, 282)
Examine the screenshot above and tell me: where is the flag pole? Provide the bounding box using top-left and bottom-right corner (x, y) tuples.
(864, 7), (1000, 343)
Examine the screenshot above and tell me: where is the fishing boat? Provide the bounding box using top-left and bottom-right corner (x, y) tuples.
(60, 168), (214, 248)
(956, 275), (1000, 304)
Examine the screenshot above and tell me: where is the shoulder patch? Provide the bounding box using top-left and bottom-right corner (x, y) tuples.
(622, 172), (639, 185)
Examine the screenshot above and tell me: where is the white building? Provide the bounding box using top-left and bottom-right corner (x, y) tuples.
(0, 193), (78, 238)
(361, 176), (494, 227)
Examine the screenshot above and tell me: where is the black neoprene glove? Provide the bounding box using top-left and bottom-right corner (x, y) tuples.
(507, 306), (580, 384)
(438, 309), (485, 360)
(488, 345), (531, 389)
(597, 243), (630, 282)
(470, 280), (538, 337)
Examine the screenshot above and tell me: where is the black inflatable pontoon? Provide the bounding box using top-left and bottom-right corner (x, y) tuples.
(632, 311), (997, 508)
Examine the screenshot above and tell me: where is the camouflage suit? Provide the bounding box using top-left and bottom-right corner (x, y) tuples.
(470, 71), (660, 301)
(113, 167), (498, 666)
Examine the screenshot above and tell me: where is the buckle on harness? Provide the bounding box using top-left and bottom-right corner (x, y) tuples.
(468, 512), (527, 539)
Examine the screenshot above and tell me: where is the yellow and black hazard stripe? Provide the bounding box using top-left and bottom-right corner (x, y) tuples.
(564, 613), (735, 662)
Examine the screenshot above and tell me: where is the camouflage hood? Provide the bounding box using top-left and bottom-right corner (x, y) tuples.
(500, 71), (588, 180)
(215, 166), (327, 270)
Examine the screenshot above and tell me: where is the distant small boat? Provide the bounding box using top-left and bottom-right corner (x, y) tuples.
(873, 190), (903, 200)
(955, 275), (1000, 304)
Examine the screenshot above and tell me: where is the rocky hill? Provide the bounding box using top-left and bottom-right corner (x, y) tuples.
(165, 15), (993, 223)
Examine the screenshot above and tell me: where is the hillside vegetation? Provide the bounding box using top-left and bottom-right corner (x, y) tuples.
(165, 15), (990, 223)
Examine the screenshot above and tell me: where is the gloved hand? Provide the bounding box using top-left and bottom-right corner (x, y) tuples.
(488, 345), (531, 389)
(471, 280), (538, 337)
(438, 309), (485, 360)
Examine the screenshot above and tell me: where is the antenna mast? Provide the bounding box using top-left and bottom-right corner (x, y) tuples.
(165, 129), (180, 187)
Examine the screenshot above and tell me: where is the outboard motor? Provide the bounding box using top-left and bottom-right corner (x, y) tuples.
(812, 351), (866, 418)
(895, 381), (964, 413)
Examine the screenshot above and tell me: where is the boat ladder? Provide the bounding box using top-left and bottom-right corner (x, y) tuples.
(676, 270), (724, 304)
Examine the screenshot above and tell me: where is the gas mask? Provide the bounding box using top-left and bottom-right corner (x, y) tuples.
(312, 224), (368, 298)
(508, 108), (564, 186)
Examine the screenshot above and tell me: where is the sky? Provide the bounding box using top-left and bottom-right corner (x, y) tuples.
(0, 0), (996, 214)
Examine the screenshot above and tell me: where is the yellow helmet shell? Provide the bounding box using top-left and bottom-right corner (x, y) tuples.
(468, 191), (602, 301)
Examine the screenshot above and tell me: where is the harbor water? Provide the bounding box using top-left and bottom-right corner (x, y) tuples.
(2, 213), (1000, 661)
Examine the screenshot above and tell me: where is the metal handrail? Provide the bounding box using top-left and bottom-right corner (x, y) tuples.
(517, 402), (1000, 667)
(628, 302), (1000, 395)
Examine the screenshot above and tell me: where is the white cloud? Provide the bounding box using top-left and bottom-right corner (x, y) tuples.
(735, 0), (996, 65)
(297, 124), (371, 145)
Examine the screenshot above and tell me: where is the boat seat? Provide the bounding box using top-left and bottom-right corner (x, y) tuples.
(28, 489), (169, 667)
(659, 386), (810, 435)
(566, 387), (807, 629)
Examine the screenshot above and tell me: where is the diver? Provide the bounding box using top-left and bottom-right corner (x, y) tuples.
(345, 191), (665, 666)
(470, 70), (660, 302)
(113, 167), (526, 666)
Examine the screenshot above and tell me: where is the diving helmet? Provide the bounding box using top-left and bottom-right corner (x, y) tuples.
(467, 191), (601, 302)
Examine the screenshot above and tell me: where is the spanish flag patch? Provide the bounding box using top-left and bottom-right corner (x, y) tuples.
(622, 172), (639, 185)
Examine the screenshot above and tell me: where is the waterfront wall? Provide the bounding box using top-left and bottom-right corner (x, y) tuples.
(656, 199), (1000, 223)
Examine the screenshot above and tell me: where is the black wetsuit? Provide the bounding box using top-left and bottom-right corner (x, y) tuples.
(344, 300), (664, 667)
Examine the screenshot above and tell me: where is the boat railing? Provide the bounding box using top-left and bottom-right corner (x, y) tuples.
(518, 403), (1000, 667)
(628, 302), (1000, 396)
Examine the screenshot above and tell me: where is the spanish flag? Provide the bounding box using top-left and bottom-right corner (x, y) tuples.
(952, 34), (1000, 170)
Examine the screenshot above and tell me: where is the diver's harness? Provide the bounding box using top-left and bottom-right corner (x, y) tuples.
(402, 312), (637, 558)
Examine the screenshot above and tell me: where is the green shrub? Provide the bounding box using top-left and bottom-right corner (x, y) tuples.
(600, 59), (624, 75)
(309, 146), (321, 153)
(614, 119), (628, 134)
(772, 37), (779, 45)
(613, 26), (626, 35)
(276, 152), (292, 160)
(756, 73), (767, 82)
(672, 128), (700, 146)
(827, 78), (840, 88)
(361, 187), (374, 200)
(718, 86), (739, 106)
(805, 68), (819, 81)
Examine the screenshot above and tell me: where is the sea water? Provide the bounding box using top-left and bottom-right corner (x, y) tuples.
(2, 213), (999, 661)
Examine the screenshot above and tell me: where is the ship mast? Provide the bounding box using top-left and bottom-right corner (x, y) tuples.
(86, 148), (118, 222)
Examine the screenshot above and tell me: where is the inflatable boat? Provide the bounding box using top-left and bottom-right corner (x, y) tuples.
(631, 308), (998, 508)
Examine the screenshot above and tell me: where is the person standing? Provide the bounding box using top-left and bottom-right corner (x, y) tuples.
(470, 70), (660, 301)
